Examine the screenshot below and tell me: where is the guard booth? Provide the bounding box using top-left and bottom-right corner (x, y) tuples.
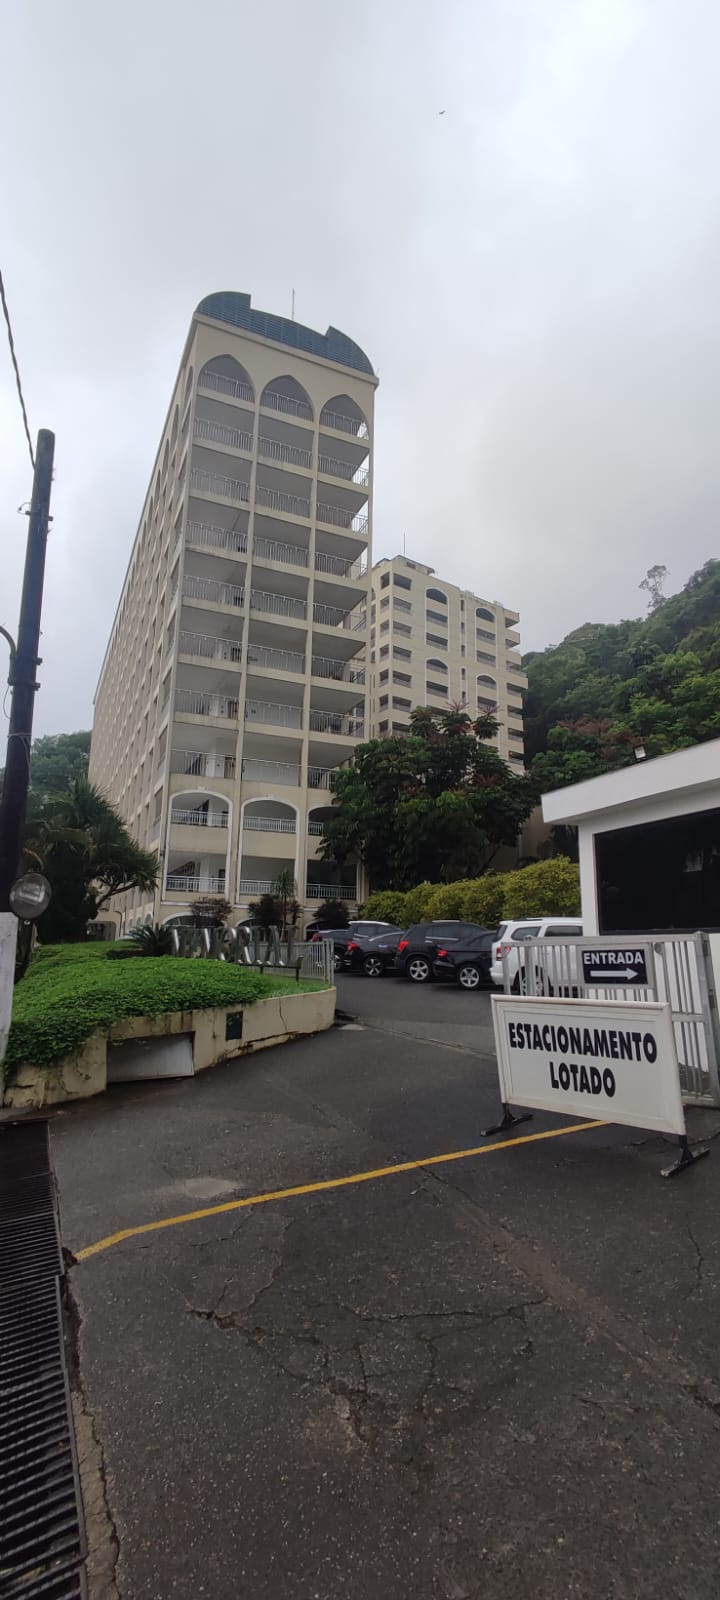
(537, 738), (720, 1107)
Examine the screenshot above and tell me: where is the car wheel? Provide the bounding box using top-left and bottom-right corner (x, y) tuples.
(362, 955), (384, 978)
(407, 956), (431, 983)
(333, 950), (344, 972)
(511, 972), (527, 995)
(457, 963), (481, 990)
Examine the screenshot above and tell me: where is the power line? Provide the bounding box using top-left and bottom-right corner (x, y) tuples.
(0, 267), (34, 469)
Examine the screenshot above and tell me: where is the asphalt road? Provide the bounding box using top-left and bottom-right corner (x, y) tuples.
(51, 973), (720, 1599)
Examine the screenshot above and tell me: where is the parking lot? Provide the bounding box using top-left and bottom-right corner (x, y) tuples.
(54, 970), (720, 1599)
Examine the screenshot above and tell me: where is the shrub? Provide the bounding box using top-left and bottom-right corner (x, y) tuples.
(126, 922), (175, 956)
(4, 944), (323, 1078)
(314, 898), (350, 930)
(501, 857), (580, 919)
(457, 875), (507, 928)
(363, 890), (409, 924)
(424, 881), (466, 919)
(401, 883), (435, 923)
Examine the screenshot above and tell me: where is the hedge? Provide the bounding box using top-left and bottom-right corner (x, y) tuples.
(3, 943), (324, 1079)
(363, 856), (580, 929)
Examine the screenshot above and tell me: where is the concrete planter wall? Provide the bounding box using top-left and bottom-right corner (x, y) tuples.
(3, 986), (336, 1112)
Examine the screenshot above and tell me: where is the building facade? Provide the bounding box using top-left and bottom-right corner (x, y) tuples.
(366, 555), (526, 765)
(89, 292), (376, 928)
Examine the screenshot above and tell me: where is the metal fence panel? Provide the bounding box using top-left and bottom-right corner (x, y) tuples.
(506, 932), (720, 1107)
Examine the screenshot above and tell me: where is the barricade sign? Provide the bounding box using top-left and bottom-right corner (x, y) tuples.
(580, 944), (652, 988)
(490, 995), (709, 1176)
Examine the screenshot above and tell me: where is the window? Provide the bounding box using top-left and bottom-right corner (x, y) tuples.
(426, 680), (448, 697)
(543, 924), (582, 938)
(477, 696), (496, 711)
(426, 632), (448, 648)
(393, 670), (411, 685)
(378, 719), (389, 732)
(506, 660), (522, 673)
(507, 682), (524, 698)
(392, 695), (411, 709)
(394, 597), (412, 613)
(393, 621), (411, 636)
(379, 694), (389, 707)
(508, 707), (523, 720)
(426, 657), (447, 671)
(476, 627), (495, 642)
(509, 752), (524, 764)
(392, 721), (409, 733)
(379, 669), (389, 683)
(380, 645), (389, 658)
(512, 925), (541, 940)
(476, 606), (495, 622)
(380, 621), (390, 634)
(394, 645), (411, 660)
(426, 588), (447, 605)
(394, 573), (412, 590)
(380, 595), (390, 610)
(380, 572), (390, 589)
(476, 650), (496, 664)
(427, 608), (447, 625)
(597, 808), (720, 933)
(509, 729), (524, 742)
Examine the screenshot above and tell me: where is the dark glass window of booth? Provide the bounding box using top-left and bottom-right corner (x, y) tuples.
(596, 808), (720, 934)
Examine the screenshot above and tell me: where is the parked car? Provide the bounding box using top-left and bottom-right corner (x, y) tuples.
(343, 928), (405, 976)
(431, 930), (495, 990)
(310, 921), (398, 972)
(490, 917), (584, 991)
(394, 922), (496, 983)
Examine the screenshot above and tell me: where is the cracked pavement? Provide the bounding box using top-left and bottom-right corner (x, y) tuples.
(51, 975), (720, 1599)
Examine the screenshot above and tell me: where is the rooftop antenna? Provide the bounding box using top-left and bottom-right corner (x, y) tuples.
(403, 530), (406, 555)
(291, 288), (296, 321)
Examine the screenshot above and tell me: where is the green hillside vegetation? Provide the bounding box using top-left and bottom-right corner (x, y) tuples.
(525, 560), (720, 789)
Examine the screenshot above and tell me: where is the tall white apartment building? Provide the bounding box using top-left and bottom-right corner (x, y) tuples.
(367, 556), (526, 765)
(89, 292), (376, 928)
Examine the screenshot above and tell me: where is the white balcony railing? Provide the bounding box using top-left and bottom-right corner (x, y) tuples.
(190, 467), (250, 504)
(183, 575), (245, 608)
(171, 750), (236, 779)
(241, 758), (301, 785)
(193, 418), (253, 452)
(311, 655), (365, 684)
(305, 882), (357, 899)
(171, 809), (229, 828)
(244, 699), (303, 729)
(307, 820), (325, 835)
(255, 485), (311, 519)
(253, 535), (309, 569)
(178, 631), (242, 664)
(175, 689), (239, 720)
(258, 436), (312, 469)
(309, 709), (364, 737)
(166, 873), (227, 893)
(307, 766), (338, 790)
(314, 551), (367, 580)
(313, 601), (353, 630)
(319, 408), (369, 439)
(261, 390), (313, 421)
(198, 369), (254, 404)
(316, 502), (369, 535)
(186, 521), (248, 556)
(250, 588), (306, 621)
(317, 456), (369, 487)
(243, 815), (296, 834)
(238, 878), (275, 896)
(246, 643), (305, 674)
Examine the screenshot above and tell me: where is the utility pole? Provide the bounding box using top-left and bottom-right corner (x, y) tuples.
(0, 429), (55, 1059)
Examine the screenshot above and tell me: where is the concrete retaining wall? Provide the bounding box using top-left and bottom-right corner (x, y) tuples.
(3, 986), (336, 1111)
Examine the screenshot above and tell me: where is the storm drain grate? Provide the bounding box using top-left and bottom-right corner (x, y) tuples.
(0, 1123), (87, 1599)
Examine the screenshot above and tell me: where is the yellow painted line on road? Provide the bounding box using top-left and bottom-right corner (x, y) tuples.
(76, 1120), (609, 1261)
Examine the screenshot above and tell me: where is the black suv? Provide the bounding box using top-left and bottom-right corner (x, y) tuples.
(310, 921), (398, 972)
(431, 930), (494, 990)
(394, 921), (495, 983)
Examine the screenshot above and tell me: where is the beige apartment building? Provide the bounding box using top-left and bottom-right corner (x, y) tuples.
(367, 556), (527, 765)
(89, 292), (376, 928)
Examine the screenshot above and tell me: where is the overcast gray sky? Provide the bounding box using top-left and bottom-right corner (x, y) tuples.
(2, 0), (719, 739)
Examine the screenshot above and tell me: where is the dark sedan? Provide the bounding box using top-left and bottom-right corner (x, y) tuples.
(431, 931), (494, 990)
(343, 928), (404, 976)
(394, 921), (496, 983)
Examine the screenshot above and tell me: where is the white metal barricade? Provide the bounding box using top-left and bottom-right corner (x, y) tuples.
(505, 933), (720, 1106)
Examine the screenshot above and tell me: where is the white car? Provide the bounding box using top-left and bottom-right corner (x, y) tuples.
(491, 917), (584, 990)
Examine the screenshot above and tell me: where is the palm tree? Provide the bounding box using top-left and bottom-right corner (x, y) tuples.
(24, 777), (158, 942)
(273, 868), (298, 937)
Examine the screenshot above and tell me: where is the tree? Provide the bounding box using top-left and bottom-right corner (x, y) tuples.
(314, 898), (350, 930)
(531, 720), (637, 792)
(639, 564), (668, 612)
(30, 731), (91, 793)
(320, 708), (537, 892)
(24, 778), (158, 942)
(273, 868), (299, 936)
(189, 896), (232, 928)
(247, 892), (282, 927)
